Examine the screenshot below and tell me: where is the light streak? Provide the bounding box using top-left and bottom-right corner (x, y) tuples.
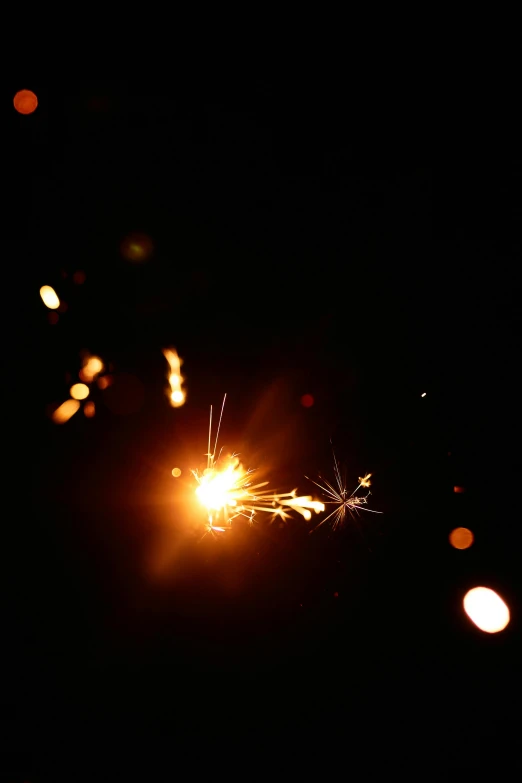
(163, 348), (186, 407)
(306, 444), (381, 531)
(191, 395), (324, 537)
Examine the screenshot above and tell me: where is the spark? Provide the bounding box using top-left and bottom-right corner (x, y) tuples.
(306, 445), (381, 532)
(191, 395), (324, 537)
(163, 348), (186, 407)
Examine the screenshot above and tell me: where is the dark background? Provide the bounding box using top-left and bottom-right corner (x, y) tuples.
(4, 80), (521, 775)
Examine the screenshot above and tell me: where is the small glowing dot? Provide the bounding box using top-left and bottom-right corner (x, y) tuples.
(70, 383), (89, 400)
(449, 527), (474, 550)
(463, 587), (510, 633)
(73, 270), (86, 284)
(172, 468), (182, 478)
(14, 89), (38, 115)
(84, 401), (96, 418)
(40, 285), (60, 310)
(301, 394), (314, 408)
(421, 392), (426, 397)
(454, 486), (466, 494)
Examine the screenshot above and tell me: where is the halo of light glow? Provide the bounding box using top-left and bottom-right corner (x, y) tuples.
(70, 383), (90, 400)
(463, 587), (510, 633)
(40, 286), (60, 310)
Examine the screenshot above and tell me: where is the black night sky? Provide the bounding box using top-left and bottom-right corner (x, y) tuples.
(5, 80), (521, 776)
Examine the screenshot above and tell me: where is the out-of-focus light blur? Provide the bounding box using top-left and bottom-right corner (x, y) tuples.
(48, 312), (59, 325)
(40, 286), (60, 310)
(97, 375), (113, 390)
(14, 89), (38, 115)
(84, 401), (96, 418)
(172, 468), (182, 477)
(449, 527), (474, 550)
(73, 270), (86, 284)
(421, 392), (427, 397)
(163, 348), (186, 407)
(463, 587), (510, 633)
(120, 233), (154, 263)
(79, 356), (104, 383)
(51, 399), (80, 424)
(301, 394), (314, 408)
(454, 486), (466, 494)
(70, 383), (90, 400)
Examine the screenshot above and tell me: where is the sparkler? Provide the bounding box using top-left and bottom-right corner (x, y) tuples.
(191, 395), (324, 537)
(306, 444), (381, 532)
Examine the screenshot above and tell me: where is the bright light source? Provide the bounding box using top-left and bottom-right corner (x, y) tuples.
(40, 285), (60, 310)
(463, 587), (510, 633)
(421, 392), (427, 397)
(172, 468), (182, 477)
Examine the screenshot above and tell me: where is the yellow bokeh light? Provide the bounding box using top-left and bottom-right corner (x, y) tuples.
(172, 467), (182, 477)
(51, 399), (80, 424)
(449, 527), (474, 550)
(163, 348), (186, 407)
(40, 285), (60, 310)
(79, 356), (104, 383)
(463, 587), (510, 633)
(70, 383), (89, 400)
(84, 401), (96, 418)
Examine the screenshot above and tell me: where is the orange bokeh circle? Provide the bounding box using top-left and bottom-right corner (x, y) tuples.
(14, 89), (38, 115)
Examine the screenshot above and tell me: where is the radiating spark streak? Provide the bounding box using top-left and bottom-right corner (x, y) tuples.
(306, 445), (381, 532)
(192, 395), (324, 536)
